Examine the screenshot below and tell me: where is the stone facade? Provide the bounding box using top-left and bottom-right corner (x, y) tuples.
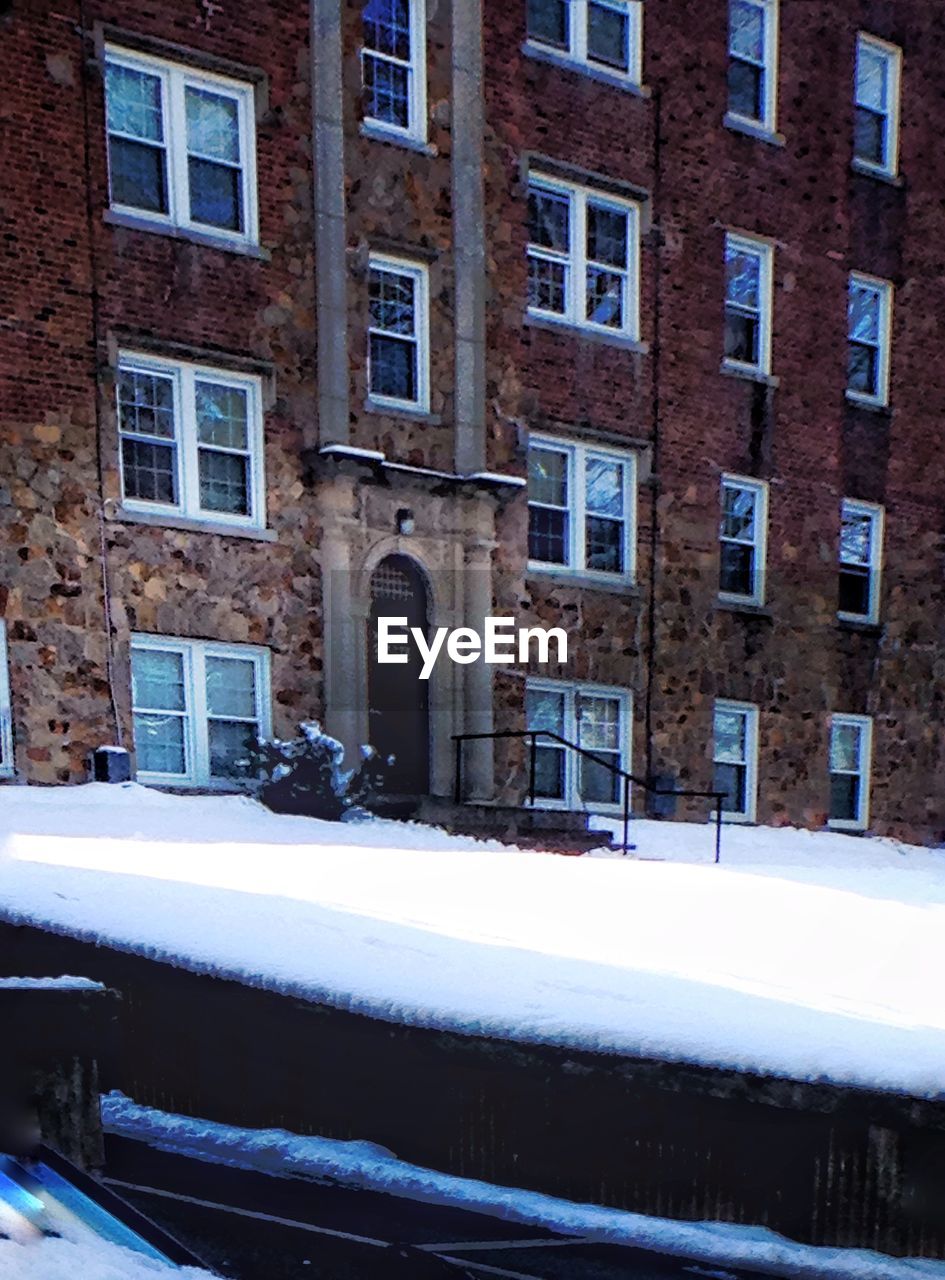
(2, 0), (945, 842)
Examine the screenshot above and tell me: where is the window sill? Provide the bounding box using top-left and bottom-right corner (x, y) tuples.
(850, 158), (904, 188)
(521, 41), (650, 98)
(716, 597), (772, 620)
(527, 569), (639, 597)
(723, 112), (785, 147)
(827, 820), (868, 835)
(525, 313), (648, 353)
(360, 120), (437, 156)
(103, 210), (270, 260)
(363, 399), (441, 425)
(112, 506), (278, 542)
(720, 360), (779, 388)
(844, 390), (891, 415)
(837, 615), (883, 636)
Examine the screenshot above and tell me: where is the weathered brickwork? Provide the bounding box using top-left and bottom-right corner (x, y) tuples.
(2, 0), (945, 842)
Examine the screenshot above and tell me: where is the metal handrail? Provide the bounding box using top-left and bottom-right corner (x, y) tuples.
(452, 729), (726, 862)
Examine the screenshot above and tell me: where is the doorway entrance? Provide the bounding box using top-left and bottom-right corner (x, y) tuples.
(368, 555), (431, 796)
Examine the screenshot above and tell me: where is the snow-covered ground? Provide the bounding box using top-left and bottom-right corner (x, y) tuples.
(102, 1091), (945, 1280)
(0, 1236), (211, 1280)
(1, 783), (944, 1096)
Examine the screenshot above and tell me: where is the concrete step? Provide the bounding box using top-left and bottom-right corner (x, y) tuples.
(413, 797), (618, 855)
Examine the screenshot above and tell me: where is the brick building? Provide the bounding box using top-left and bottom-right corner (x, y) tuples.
(2, 0), (943, 842)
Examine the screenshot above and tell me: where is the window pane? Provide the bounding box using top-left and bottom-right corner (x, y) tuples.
(830, 724), (861, 773)
(185, 87), (240, 163)
(830, 772), (859, 822)
(534, 744), (566, 799)
(715, 760), (747, 814)
(721, 486), (757, 541)
(726, 248), (761, 309)
(199, 449), (250, 515)
(118, 369), (176, 438)
(587, 1), (629, 70)
(132, 648), (186, 712)
(849, 286), (880, 343)
(109, 137), (168, 214)
(526, 687), (565, 735)
(720, 543), (754, 596)
(370, 269), (416, 335)
(106, 63), (164, 141)
(528, 188), (570, 253)
(577, 695), (620, 751)
(134, 712), (186, 775)
(730, 0), (765, 61)
(529, 507), (569, 564)
(364, 0), (411, 59)
(839, 566), (871, 616)
(195, 382), (249, 450)
(728, 59), (763, 120)
(856, 45), (887, 111)
(363, 53), (410, 129)
(369, 333), (417, 401)
(580, 752), (620, 804)
(585, 267), (624, 327)
(188, 157), (242, 230)
(528, 254), (568, 314)
(527, 0), (568, 48)
(206, 656), (257, 718)
(529, 447), (568, 507)
(724, 310), (758, 364)
(840, 511), (872, 565)
(122, 438), (177, 504)
(586, 203), (628, 269)
(585, 457), (623, 516)
(585, 516), (622, 572)
(854, 107), (885, 165)
(208, 719), (256, 778)
(714, 708), (747, 763)
(847, 342), (878, 395)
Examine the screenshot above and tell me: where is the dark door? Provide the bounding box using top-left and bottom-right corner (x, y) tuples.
(368, 555), (430, 796)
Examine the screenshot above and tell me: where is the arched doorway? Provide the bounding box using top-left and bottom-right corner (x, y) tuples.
(368, 555), (431, 797)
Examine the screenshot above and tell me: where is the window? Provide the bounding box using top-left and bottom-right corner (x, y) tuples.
(104, 47), (258, 243)
(528, 438), (636, 578)
(854, 34), (901, 177)
(362, 0), (427, 142)
(367, 256), (430, 411)
(839, 500), (883, 623)
(724, 233), (773, 374)
(847, 274), (892, 405)
(117, 353), (265, 529)
(829, 714), (872, 830)
(526, 0), (643, 83)
(131, 636), (271, 786)
(526, 680), (631, 810)
(713, 701), (758, 822)
(527, 176), (640, 339)
(0, 621), (13, 778)
(719, 475), (767, 604)
(728, 0), (777, 130)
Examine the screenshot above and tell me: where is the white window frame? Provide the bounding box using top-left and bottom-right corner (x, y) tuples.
(527, 174), (641, 340)
(117, 351), (266, 531)
(839, 499), (884, 625)
(723, 232), (774, 376)
(0, 621), (13, 778)
(131, 634), (272, 788)
(526, 678), (632, 814)
(828, 713), (873, 832)
(361, 0), (428, 144)
(727, 0), (779, 133)
(846, 273), (893, 408)
(853, 33), (902, 179)
(713, 699), (759, 823)
(719, 474), (768, 606)
(527, 436), (637, 581)
(366, 254), (430, 412)
(525, 0), (644, 86)
(104, 46), (259, 246)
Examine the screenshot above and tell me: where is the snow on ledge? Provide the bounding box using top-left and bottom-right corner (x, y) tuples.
(0, 1235), (211, 1280)
(102, 1092), (945, 1280)
(0, 976), (105, 991)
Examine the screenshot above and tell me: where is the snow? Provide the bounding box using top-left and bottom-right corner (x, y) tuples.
(102, 1092), (945, 1280)
(0, 976), (105, 991)
(1, 783), (945, 1097)
(0, 1236), (211, 1279)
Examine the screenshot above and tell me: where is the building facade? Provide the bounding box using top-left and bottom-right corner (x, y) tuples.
(2, 0), (944, 843)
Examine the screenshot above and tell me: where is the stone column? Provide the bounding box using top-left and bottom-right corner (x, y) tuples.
(451, 0), (487, 475)
(320, 478), (364, 762)
(312, 0), (350, 447)
(462, 501), (496, 801)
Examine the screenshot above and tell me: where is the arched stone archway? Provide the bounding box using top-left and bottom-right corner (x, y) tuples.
(367, 554), (431, 797)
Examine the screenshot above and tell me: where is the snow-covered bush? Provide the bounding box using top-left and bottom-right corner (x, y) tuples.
(246, 722), (388, 820)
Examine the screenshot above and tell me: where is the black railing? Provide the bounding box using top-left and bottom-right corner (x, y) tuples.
(453, 729), (727, 862)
